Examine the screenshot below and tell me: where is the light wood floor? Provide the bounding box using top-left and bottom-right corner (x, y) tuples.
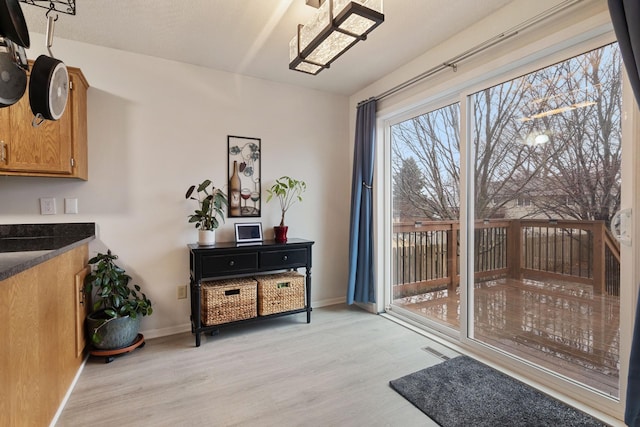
(56, 305), (456, 427)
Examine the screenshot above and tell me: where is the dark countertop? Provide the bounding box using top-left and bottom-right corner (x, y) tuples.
(0, 223), (95, 281)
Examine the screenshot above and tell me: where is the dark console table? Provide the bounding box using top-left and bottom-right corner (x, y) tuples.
(188, 238), (314, 347)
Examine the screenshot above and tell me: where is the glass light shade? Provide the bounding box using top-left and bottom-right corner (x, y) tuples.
(334, 0), (383, 36)
(295, 61), (323, 75)
(299, 0), (331, 53)
(289, 0), (384, 75)
(338, 14), (377, 36)
(289, 32), (324, 75)
(306, 30), (357, 65)
(534, 134), (550, 145)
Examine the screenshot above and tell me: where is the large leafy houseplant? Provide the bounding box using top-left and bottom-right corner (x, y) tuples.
(84, 250), (153, 345)
(185, 179), (228, 230)
(266, 176), (307, 227)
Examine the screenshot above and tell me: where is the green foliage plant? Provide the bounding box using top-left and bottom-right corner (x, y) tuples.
(266, 176), (307, 227)
(84, 250), (153, 343)
(185, 179), (228, 230)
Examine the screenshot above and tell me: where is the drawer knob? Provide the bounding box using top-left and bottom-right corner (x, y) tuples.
(282, 255), (288, 261)
(229, 260), (235, 266)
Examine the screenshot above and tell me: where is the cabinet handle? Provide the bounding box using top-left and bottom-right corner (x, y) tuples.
(282, 255), (288, 261)
(229, 260), (235, 266)
(0, 141), (6, 164)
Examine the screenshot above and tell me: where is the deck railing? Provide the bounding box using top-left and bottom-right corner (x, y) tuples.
(392, 218), (621, 299)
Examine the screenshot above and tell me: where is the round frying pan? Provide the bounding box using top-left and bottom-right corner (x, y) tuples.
(0, 38), (27, 107)
(29, 54), (68, 122)
(29, 14), (67, 125)
(0, 0), (30, 48)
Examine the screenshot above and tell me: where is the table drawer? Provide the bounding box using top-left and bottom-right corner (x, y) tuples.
(201, 253), (258, 277)
(260, 248), (307, 269)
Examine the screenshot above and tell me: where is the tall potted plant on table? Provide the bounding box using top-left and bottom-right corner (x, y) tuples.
(84, 250), (153, 350)
(266, 176), (306, 243)
(185, 179), (228, 245)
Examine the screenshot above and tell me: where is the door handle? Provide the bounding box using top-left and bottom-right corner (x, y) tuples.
(611, 208), (632, 246)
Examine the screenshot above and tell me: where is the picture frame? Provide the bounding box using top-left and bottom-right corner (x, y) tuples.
(234, 222), (263, 243)
(228, 135), (261, 218)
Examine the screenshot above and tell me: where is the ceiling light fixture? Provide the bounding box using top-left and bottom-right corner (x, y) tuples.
(289, 0), (384, 75)
(521, 132), (550, 147)
(519, 101), (597, 122)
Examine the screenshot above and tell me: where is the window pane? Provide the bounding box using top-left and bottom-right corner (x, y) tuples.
(470, 43), (622, 398)
(390, 103), (461, 331)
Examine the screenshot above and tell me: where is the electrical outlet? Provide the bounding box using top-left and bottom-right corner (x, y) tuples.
(40, 197), (56, 215)
(177, 285), (188, 300)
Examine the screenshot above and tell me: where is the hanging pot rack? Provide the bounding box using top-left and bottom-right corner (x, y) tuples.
(19, 0), (75, 16)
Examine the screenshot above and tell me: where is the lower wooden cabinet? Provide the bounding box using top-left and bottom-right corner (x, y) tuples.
(0, 244), (89, 427)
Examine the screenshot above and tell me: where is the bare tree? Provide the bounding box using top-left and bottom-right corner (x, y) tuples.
(391, 103), (460, 220)
(471, 77), (565, 219)
(530, 45), (622, 226)
(391, 43), (622, 225)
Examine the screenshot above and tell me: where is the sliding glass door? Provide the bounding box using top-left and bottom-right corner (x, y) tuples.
(468, 43), (623, 397)
(386, 40), (630, 407)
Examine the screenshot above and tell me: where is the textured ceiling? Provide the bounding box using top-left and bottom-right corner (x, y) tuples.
(19, 0), (516, 95)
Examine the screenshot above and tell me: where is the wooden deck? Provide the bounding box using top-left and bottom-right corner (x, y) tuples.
(394, 277), (620, 397)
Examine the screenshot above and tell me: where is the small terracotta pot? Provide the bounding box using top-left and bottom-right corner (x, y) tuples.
(274, 226), (288, 243)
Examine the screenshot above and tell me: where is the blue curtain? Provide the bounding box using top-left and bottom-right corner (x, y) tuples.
(347, 98), (377, 305)
(608, 1), (640, 425)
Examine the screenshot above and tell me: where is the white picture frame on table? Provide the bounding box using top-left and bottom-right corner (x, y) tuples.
(234, 222), (263, 243)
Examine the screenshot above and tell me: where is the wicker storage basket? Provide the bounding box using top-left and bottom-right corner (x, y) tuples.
(201, 278), (257, 326)
(256, 272), (305, 316)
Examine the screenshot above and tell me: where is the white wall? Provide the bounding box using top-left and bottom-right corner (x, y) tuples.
(0, 35), (351, 337)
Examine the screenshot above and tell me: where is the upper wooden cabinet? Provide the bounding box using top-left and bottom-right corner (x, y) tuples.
(0, 65), (89, 180)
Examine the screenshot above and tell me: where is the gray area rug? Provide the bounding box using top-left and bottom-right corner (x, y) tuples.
(389, 355), (608, 427)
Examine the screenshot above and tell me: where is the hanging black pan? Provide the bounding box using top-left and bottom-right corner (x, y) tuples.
(29, 14), (68, 125)
(0, 0), (30, 48)
(29, 54), (67, 122)
(0, 37), (27, 107)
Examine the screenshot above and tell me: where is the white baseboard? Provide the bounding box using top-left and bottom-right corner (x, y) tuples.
(354, 301), (377, 313)
(312, 297), (346, 307)
(141, 322), (192, 339)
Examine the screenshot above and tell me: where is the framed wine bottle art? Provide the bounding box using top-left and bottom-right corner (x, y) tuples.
(228, 135), (261, 217)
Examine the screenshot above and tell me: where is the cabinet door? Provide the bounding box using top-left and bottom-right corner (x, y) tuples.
(0, 70), (73, 174)
(74, 266), (90, 357)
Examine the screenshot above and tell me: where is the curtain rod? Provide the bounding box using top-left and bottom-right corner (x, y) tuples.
(372, 0), (584, 103)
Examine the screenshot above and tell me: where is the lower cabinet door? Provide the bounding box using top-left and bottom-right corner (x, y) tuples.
(74, 266), (91, 357)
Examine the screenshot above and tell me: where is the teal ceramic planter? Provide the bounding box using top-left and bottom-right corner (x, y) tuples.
(86, 312), (141, 350)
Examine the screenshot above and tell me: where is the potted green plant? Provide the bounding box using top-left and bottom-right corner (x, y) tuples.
(266, 176), (307, 243)
(185, 179), (228, 245)
(84, 250), (153, 350)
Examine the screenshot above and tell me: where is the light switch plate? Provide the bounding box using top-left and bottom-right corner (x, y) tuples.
(40, 197), (56, 215)
(65, 198), (78, 214)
